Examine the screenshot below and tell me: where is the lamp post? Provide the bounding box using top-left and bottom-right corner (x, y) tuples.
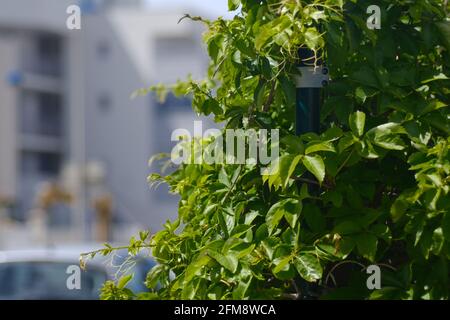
(295, 48), (329, 135)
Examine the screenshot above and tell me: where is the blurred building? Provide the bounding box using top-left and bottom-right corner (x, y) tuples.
(0, 0), (210, 247)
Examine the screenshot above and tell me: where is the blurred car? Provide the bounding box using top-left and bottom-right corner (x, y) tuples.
(0, 245), (156, 300)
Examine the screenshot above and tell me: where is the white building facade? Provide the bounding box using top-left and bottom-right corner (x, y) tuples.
(0, 0), (211, 247)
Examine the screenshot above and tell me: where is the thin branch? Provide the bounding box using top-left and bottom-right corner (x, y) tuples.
(262, 80), (276, 112)
(293, 177), (332, 189)
(336, 149), (354, 176)
(221, 165), (243, 205)
(293, 177), (320, 185)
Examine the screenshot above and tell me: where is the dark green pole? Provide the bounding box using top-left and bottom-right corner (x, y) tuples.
(295, 48), (328, 135)
(295, 49), (328, 298)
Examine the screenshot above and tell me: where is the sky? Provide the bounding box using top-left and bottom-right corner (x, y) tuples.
(145, 0), (230, 18)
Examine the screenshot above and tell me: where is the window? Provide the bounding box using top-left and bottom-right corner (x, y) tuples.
(97, 93), (112, 113)
(21, 92), (63, 137)
(38, 93), (63, 136)
(21, 151), (62, 176)
(96, 40), (111, 59)
(35, 34), (62, 76)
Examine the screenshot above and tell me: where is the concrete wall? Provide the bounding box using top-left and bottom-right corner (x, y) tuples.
(0, 33), (19, 200)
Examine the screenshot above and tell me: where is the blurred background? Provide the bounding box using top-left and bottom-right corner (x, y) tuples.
(0, 0), (230, 298)
(0, 0), (226, 250)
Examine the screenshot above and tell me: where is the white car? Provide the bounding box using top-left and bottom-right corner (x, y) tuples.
(0, 245), (156, 300)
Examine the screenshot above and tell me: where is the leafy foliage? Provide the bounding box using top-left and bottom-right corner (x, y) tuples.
(101, 0), (450, 300)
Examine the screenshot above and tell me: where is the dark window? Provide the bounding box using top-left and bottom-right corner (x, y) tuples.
(97, 40), (111, 59)
(21, 151), (62, 176)
(97, 93), (112, 113)
(36, 34), (62, 76)
(21, 92), (63, 137)
(38, 93), (63, 136)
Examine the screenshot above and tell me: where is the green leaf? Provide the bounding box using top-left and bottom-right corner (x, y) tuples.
(219, 167), (231, 187)
(228, 0), (240, 11)
(421, 73), (449, 84)
(355, 87), (367, 104)
(302, 155), (325, 184)
(279, 75), (296, 106)
(272, 255), (292, 274)
(261, 237), (278, 260)
(321, 96), (352, 122)
(305, 141), (336, 154)
(324, 190), (343, 207)
(303, 204), (325, 233)
(281, 135), (304, 154)
(184, 254), (211, 283)
(145, 265), (164, 289)
(244, 210), (259, 225)
(365, 123), (406, 150)
(287, 155), (302, 185)
(278, 154), (302, 187)
(435, 21), (450, 52)
(333, 221), (362, 235)
(442, 212), (450, 241)
(321, 126), (344, 141)
(418, 99), (447, 116)
(203, 98), (222, 115)
(256, 224), (269, 241)
(294, 252), (322, 282)
(266, 198), (302, 233)
(338, 134), (357, 153)
(354, 233), (378, 262)
(283, 199), (302, 228)
(117, 274), (133, 289)
(431, 227), (444, 255)
(304, 27), (323, 49)
(390, 197), (409, 222)
(351, 66), (379, 88)
(349, 111), (366, 137)
(232, 275), (253, 299)
(255, 16), (291, 51)
(266, 202), (285, 234)
(208, 250), (238, 273)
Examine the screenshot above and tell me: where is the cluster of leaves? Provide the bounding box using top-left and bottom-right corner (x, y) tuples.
(101, 0), (450, 300)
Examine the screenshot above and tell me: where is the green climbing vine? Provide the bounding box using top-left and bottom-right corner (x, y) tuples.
(94, 0), (450, 300)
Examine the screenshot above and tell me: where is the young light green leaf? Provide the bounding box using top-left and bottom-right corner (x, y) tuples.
(302, 155), (325, 184)
(272, 255), (292, 274)
(117, 274), (133, 289)
(228, 0), (240, 11)
(219, 167), (231, 188)
(305, 141), (336, 154)
(184, 254), (211, 283)
(349, 111), (366, 137)
(208, 250), (238, 273)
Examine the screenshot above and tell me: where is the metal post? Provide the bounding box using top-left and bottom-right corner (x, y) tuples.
(295, 48), (328, 135)
(294, 49), (329, 299)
